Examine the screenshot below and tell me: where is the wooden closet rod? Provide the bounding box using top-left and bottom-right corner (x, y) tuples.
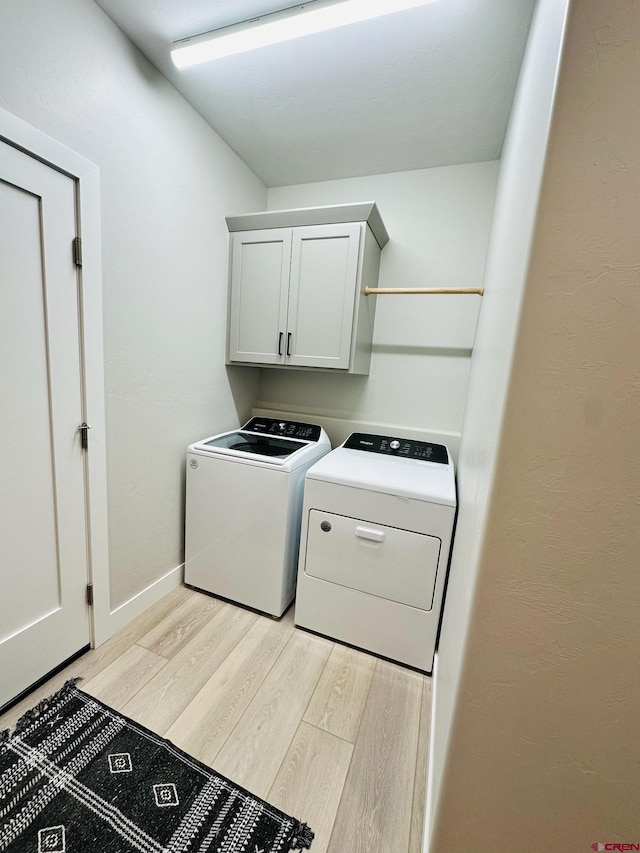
(364, 286), (484, 296)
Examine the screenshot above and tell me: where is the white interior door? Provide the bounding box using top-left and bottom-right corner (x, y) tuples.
(0, 140), (90, 709)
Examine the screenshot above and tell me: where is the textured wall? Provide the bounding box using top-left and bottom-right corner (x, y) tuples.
(0, 0), (265, 608)
(264, 163), (498, 440)
(430, 0), (640, 848)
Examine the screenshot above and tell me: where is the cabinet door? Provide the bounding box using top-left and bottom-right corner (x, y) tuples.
(228, 229), (291, 364)
(286, 224), (361, 369)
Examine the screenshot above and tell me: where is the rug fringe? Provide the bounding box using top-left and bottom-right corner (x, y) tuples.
(290, 821), (314, 850)
(13, 677), (83, 737)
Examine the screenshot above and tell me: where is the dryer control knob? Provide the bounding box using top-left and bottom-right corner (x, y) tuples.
(320, 520), (332, 532)
(390, 439), (401, 450)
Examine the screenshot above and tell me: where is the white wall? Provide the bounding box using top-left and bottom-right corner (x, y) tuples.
(0, 0), (266, 611)
(262, 164), (498, 446)
(428, 0), (640, 847)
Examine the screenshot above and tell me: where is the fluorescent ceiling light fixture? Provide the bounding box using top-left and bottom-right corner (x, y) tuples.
(172, 0), (438, 68)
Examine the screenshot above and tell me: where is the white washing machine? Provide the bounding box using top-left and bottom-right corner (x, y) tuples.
(295, 432), (456, 671)
(185, 417), (330, 617)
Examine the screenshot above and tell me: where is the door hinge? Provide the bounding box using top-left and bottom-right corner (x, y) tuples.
(73, 236), (83, 268)
(86, 583), (94, 606)
(78, 422), (91, 450)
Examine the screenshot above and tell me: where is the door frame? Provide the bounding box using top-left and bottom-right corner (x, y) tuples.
(0, 106), (111, 647)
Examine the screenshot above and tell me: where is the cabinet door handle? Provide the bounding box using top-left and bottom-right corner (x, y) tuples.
(278, 331), (283, 356)
(287, 332), (292, 357)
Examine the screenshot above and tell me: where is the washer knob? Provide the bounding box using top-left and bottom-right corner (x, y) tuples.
(390, 439), (400, 450)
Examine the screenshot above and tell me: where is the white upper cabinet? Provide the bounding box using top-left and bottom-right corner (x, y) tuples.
(226, 203), (388, 374)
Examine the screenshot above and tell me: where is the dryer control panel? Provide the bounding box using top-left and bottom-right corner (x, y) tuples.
(344, 432), (449, 464)
(243, 417), (322, 442)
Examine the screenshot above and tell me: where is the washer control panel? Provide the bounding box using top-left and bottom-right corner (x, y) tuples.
(242, 417), (322, 442)
(344, 432), (449, 464)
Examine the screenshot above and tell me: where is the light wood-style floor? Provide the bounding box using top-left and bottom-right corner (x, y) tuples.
(0, 586), (431, 853)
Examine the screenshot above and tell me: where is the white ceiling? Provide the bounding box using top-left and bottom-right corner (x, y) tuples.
(93, 0), (536, 187)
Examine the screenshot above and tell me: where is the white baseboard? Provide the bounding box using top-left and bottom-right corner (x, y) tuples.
(106, 564), (184, 637)
(252, 406), (461, 463)
(424, 651), (439, 853)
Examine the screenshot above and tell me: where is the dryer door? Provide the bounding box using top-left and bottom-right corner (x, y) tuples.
(304, 510), (441, 611)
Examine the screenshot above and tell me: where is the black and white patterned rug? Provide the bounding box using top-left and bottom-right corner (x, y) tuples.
(0, 680), (313, 852)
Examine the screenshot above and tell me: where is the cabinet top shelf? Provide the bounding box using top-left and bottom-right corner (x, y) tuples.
(225, 201), (389, 249)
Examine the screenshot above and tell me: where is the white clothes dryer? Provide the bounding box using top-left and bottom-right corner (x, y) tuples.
(185, 417), (330, 617)
(295, 432), (456, 671)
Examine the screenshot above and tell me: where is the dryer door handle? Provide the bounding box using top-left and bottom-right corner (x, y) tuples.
(355, 525), (386, 544)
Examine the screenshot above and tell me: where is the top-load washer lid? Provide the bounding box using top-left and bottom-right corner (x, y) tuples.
(305, 432), (456, 506)
(188, 417), (331, 470)
(201, 432), (306, 458)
